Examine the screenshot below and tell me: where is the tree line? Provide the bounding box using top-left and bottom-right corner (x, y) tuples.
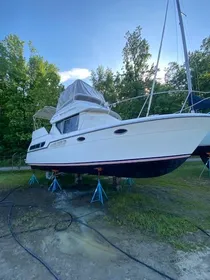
(0, 28), (210, 157)
(91, 26), (210, 120)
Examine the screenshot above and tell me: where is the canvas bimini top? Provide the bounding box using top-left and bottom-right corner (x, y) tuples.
(56, 79), (108, 111)
(33, 106), (56, 120)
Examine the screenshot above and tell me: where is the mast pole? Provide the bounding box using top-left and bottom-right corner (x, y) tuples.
(176, 0), (194, 112)
(146, 0), (169, 117)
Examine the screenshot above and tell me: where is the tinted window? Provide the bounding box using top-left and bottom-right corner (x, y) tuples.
(40, 142), (45, 147)
(56, 115), (79, 134)
(64, 115), (79, 133)
(29, 142), (45, 150)
(56, 120), (64, 133)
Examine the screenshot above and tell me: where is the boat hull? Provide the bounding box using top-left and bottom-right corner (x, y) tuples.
(26, 113), (210, 178)
(193, 131), (210, 154)
(192, 132), (210, 168)
(193, 145), (210, 155)
(31, 155), (188, 178)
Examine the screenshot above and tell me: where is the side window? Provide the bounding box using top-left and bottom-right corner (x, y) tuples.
(56, 120), (64, 133)
(56, 115), (79, 134)
(29, 142), (45, 151)
(63, 115), (79, 133)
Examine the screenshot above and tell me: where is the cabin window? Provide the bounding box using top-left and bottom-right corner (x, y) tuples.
(29, 142), (45, 151)
(56, 114), (79, 134)
(56, 120), (64, 133)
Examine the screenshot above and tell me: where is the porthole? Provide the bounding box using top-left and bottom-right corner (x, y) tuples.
(77, 136), (85, 141)
(114, 129), (127, 135)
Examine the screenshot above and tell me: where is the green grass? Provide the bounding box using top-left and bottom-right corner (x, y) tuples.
(108, 161), (210, 251)
(0, 170), (100, 191)
(0, 170), (46, 190)
(109, 193), (196, 237)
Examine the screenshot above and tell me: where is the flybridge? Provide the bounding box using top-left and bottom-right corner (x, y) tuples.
(56, 79), (108, 111)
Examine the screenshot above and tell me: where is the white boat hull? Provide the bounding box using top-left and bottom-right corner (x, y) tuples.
(26, 113), (210, 178)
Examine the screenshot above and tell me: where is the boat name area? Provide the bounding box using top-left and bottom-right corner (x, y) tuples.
(49, 140), (67, 148)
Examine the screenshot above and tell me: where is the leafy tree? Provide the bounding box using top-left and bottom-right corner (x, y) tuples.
(201, 36), (210, 53)
(91, 26), (163, 119)
(165, 62), (186, 89)
(165, 36), (210, 102)
(123, 26), (151, 82)
(0, 35), (63, 156)
(91, 66), (121, 104)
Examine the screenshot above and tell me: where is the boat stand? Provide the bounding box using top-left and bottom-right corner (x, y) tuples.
(48, 171), (62, 192)
(199, 158), (210, 178)
(125, 178), (134, 190)
(75, 173), (83, 185)
(91, 168), (108, 204)
(29, 174), (39, 185)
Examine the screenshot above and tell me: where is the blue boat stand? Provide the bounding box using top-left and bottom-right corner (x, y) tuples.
(28, 174), (39, 185)
(48, 171), (62, 192)
(125, 178), (134, 189)
(199, 158), (210, 178)
(91, 178), (108, 204)
(91, 169), (108, 204)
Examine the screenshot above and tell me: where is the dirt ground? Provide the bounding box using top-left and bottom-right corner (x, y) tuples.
(0, 185), (210, 280)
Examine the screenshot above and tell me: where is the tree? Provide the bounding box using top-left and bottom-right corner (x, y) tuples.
(91, 66), (120, 104)
(123, 26), (151, 82)
(91, 26), (161, 119)
(163, 36), (210, 112)
(201, 36), (210, 53)
(165, 36), (210, 96)
(0, 35), (63, 156)
(165, 62), (186, 89)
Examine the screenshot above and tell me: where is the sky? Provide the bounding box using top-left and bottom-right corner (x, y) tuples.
(1, 0), (210, 85)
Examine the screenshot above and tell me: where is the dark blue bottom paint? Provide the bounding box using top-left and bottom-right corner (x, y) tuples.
(31, 157), (188, 178)
(193, 145), (210, 168)
(192, 145), (210, 156)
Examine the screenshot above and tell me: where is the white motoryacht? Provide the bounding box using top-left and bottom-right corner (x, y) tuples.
(26, 79), (210, 178)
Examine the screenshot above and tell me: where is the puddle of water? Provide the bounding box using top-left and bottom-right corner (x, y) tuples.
(55, 230), (117, 260)
(53, 190), (104, 231)
(50, 190), (118, 261)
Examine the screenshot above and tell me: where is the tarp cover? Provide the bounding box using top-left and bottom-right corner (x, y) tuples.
(56, 79), (106, 111)
(33, 106), (56, 120)
(188, 94), (210, 110)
